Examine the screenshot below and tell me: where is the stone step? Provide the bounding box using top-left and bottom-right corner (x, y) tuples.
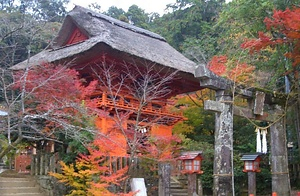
(0, 177), (36, 187)
(0, 171), (45, 196)
(1, 193), (45, 196)
(170, 183), (187, 188)
(0, 187), (41, 194)
(170, 193), (189, 196)
(171, 188), (189, 192)
(170, 176), (188, 196)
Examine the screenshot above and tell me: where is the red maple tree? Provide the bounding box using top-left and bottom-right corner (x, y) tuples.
(241, 7), (300, 72)
(208, 55), (255, 85)
(12, 63), (98, 141)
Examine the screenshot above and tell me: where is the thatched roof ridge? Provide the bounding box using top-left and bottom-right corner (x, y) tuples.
(76, 6), (165, 41)
(11, 5), (204, 76)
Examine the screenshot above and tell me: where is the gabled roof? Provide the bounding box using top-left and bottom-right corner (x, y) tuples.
(241, 153), (263, 161)
(178, 151), (203, 160)
(11, 5), (204, 77)
(52, 5), (166, 47)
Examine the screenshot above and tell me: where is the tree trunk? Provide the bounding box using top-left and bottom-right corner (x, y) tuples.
(0, 135), (23, 160)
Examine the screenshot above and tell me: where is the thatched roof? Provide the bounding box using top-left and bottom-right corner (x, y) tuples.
(11, 5), (203, 76)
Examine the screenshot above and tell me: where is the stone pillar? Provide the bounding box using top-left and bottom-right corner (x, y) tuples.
(158, 162), (171, 196)
(212, 90), (234, 196)
(270, 106), (290, 195)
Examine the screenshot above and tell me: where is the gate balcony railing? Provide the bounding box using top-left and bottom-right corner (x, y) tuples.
(93, 92), (186, 122)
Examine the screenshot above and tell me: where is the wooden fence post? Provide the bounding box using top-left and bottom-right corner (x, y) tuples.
(31, 155), (36, 175)
(44, 154), (50, 175)
(40, 153), (44, 175)
(35, 153), (40, 175)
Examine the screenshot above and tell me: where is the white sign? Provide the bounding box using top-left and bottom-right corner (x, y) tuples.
(130, 178), (147, 196)
(0, 111), (8, 116)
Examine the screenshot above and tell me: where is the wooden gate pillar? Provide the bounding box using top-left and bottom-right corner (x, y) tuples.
(270, 105), (290, 196)
(205, 90), (234, 196)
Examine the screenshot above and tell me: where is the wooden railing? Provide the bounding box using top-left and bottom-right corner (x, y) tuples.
(30, 153), (142, 176)
(31, 153), (60, 175)
(93, 92), (185, 122)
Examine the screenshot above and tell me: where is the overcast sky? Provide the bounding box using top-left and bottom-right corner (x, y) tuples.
(68, 0), (176, 15)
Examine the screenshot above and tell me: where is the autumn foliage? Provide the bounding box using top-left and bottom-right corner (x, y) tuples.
(139, 134), (182, 161)
(50, 138), (134, 196)
(208, 55), (255, 85)
(13, 63), (98, 111)
(13, 63), (98, 134)
(210, 7), (300, 86)
(241, 7), (300, 68)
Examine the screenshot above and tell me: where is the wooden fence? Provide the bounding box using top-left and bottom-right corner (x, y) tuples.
(289, 163), (300, 183)
(30, 154), (145, 176)
(30, 153), (60, 175)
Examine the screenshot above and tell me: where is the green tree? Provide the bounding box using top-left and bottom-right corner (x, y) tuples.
(0, 11), (61, 67)
(126, 5), (149, 29)
(215, 0), (274, 58)
(104, 6), (126, 22)
(19, 0), (69, 22)
(150, 0), (225, 64)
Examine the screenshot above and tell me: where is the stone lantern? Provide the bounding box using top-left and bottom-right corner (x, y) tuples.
(241, 153), (263, 196)
(178, 151), (203, 195)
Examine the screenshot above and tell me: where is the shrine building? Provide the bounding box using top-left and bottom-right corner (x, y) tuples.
(11, 5), (205, 156)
